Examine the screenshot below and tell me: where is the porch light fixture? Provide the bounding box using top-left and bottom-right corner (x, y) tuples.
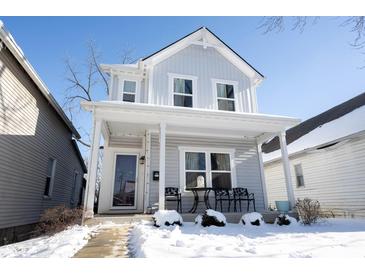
(139, 155), (146, 165)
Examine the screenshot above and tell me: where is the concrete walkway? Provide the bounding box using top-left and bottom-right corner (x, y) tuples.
(73, 225), (131, 258)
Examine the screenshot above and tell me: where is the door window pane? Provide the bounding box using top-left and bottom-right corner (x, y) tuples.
(113, 155), (137, 207)
(218, 99), (235, 111)
(186, 172), (206, 188)
(211, 153), (231, 171)
(174, 95), (192, 107)
(212, 173), (232, 189)
(185, 152), (206, 170)
(123, 81), (136, 93)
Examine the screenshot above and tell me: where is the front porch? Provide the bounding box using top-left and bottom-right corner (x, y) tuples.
(81, 101), (300, 219)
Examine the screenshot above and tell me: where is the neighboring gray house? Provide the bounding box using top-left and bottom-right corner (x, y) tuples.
(81, 27), (299, 218)
(0, 21), (87, 244)
(262, 92), (365, 218)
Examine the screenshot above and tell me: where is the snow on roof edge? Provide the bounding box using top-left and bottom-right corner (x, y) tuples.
(263, 105), (365, 163)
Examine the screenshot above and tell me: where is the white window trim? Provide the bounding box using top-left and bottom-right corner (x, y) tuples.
(118, 76), (141, 103)
(211, 78), (238, 112)
(178, 146), (237, 194)
(110, 152), (139, 210)
(168, 73), (198, 108)
(44, 158), (57, 199)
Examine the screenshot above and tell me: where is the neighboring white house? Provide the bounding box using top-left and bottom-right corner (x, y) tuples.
(81, 27), (299, 218)
(262, 92), (365, 218)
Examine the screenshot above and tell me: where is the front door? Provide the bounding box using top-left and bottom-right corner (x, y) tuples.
(112, 154), (138, 209)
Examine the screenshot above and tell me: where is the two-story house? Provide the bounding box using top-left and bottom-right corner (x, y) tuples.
(81, 27), (300, 217)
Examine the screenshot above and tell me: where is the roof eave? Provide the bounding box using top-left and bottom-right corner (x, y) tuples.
(0, 21), (80, 139)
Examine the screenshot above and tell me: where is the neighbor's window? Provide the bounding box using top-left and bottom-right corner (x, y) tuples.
(185, 152), (206, 188)
(211, 153), (232, 189)
(294, 164), (305, 187)
(183, 150), (233, 190)
(173, 78), (193, 107)
(216, 83), (235, 111)
(44, 158), (57, 197)
(122, 80), (137, 102)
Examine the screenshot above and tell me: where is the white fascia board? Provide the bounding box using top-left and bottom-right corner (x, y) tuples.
(0, 21), (80, 138)
(81, 101), (300, 135)
(100, 63), (143, 75)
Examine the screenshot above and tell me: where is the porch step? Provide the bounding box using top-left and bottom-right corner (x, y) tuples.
(84, 211), (298, 226)
(84, 214), (153, 226)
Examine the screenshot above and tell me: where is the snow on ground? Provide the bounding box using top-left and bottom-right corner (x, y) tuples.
(263, 105), (365, 162)
(129, 218), (365, 258)
(0, 225), (92, 258)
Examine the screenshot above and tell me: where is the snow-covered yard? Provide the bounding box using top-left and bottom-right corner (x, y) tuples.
(0, 225), (92, 258)
(129, 218), (365, 258)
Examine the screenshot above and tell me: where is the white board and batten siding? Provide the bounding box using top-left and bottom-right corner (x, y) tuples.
(264, 136), (365, 218)
(151, 45), (255, 112)
(0, 47), (85, 229)
(149, 134), (265, 212)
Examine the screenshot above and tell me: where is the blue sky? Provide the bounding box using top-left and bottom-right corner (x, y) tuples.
(1, 17), (364, 155)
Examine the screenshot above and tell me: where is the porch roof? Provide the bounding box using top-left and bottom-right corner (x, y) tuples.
(81, 101), (300, 141)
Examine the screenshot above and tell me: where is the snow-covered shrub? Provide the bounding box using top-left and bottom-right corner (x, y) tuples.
(296, 198), (322, 225)
(274, 214), (298, 226)
(152, 210), (183, 227)
(240, 212), (265, 226)
(194, 214), (202, 225)
(201, 209), (226, 227)
(34, 205), (83, 236)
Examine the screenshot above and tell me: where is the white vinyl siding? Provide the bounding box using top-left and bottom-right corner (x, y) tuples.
(152, 45), (253, 112)
(264, 136), (365, 218)
(149, 134), (264, 212)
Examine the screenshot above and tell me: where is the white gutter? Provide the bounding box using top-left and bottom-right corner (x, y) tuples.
(0, 20), (80, 139)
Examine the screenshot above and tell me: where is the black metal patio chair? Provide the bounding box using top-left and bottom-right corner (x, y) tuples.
(232, 187), (256, 212)
(214, 189), (233, 212)
(165, 187), (182, 213)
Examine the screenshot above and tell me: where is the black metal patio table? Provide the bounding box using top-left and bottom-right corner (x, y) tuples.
(185, 187), (214, 213)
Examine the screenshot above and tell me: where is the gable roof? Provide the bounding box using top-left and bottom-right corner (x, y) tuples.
(0, 20), (81, 139)
(142, 27), (264, 81)
(262, 91), (365, 161)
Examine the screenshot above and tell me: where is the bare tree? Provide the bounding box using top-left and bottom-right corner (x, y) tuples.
(63, 41), (135, 147)
(258, 16), (365, 49)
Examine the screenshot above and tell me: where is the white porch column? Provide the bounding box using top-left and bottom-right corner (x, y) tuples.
(84, 118), (102, 219)
(158, 122), (166, 210)
(278, 131), (296, 208)
(257, 143), (268, 210)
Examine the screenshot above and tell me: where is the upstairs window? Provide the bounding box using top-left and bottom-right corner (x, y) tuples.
(294, 164), (305, 187)
(173, 78), (193, 107)
(44, 158), (57, 197)
(122, 80), (137, 102)
(216, 83), (235, 111)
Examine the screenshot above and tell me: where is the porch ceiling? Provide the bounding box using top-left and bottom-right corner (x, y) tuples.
(82, 101), (300, 141)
